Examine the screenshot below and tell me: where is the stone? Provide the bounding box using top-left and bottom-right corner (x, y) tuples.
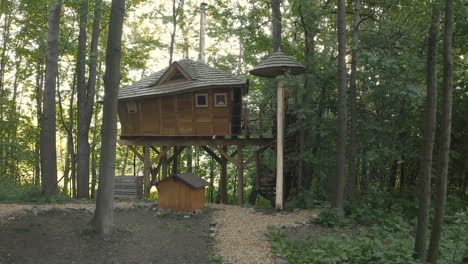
(276, 258), (289, 264)
(183, 215), (191, 218)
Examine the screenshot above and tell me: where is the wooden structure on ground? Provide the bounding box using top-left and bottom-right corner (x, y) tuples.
(114, 176), (143, 199)
(156, 172), (208, 211)
(117, 58), (274, 205)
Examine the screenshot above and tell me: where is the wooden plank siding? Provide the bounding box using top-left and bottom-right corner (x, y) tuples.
(114, 176), (143, 199)
(118, 87), (236, 137)
(157, 180), (205, 212)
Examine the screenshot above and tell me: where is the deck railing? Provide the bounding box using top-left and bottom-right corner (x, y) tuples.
(231, 102), (276, 138)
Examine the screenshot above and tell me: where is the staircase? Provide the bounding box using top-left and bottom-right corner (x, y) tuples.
(257, 112), (297, 203)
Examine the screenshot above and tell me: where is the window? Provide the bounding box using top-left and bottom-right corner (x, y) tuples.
(127, 101), (137, 114)
(195, 93), (208, 107)
(214, 93), (227, 107)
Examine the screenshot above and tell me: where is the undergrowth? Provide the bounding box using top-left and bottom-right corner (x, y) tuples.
(0, 180), (71, 204)
(270, 189), (468, 264)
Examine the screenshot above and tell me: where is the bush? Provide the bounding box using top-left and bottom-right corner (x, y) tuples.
(313, 206), (343, 227)
(270, 190), (468, 264)
(285, 190), (317, 209)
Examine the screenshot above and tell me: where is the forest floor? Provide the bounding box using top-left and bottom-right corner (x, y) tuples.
(0, 202), (316, 264)
(0, 202), (212, 264)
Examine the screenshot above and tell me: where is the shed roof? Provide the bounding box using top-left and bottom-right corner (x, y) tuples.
(119, 59), (248, 101)
(156, 172), (209, 189)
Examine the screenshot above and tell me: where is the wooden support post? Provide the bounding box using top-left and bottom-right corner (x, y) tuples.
(172, 146), (179, 174)
(276, 78), (285, 209)
(162, 146), (168, 179)
(220, 146), (228, 204)
(128, 145), (144, 162)
(237, 145), (244, 205)
(143, 145), (151, 198)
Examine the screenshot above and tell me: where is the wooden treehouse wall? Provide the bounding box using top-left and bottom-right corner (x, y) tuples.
(118, 87), (243, 137)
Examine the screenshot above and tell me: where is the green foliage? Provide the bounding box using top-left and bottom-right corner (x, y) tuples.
(313, 206), (343, 228)
(270, 191), (468, 264)
(285, 190), (317, 209)
(440, 208), (468, 263)
(270, 227), (422, 264)
(148, 190), (159, 201)
(0, 180), (70, 204)
(80, 226), (96, 240)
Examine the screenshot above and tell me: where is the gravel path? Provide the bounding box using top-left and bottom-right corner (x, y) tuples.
(210, 204), (316, 264)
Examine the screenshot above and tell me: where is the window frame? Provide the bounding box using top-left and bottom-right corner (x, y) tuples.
(195, 93), (209, 107)
(127, 101), (138, 114)
(214, 92), (228, 107)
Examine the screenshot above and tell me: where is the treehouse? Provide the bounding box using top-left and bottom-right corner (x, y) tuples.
(115, 2), (278, 206)
(117, 59), (249, 137)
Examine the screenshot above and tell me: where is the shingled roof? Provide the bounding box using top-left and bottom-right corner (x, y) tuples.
(250, 51), (305, 78)
(156, 172), (209, 189)
(119, 59), (248, 101)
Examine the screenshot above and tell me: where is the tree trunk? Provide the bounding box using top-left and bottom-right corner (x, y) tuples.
(88, 0), (103, 198)
(209, 156), (214, 202)
(220, 146), (228, 203)
(169, 0), (183, 65)
(186, 146), (192, 172)
(414, 0), (441, 259)
(76, 0), (90, 199)
(271, 0), (282, 52)
(34, 60), (44, 187)
(93, 0), (126, 235)
(428, 0), (453, 262)
(334, 0), (347, 215)
(121, 148), (129, 176)
(346, 0), (360, 199)
(237, 145), (244, 205)
(298, 0), (315, 191)
(40, 0), (61, 195)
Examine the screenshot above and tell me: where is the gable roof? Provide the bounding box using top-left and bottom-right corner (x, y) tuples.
(119, 59), (248, 101)
(156, 172), (209, 189)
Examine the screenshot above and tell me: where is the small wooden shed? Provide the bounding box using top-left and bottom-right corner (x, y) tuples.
(155, 172), (209, 212)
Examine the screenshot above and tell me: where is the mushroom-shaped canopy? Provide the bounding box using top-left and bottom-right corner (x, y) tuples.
(250, 51), (305, 78)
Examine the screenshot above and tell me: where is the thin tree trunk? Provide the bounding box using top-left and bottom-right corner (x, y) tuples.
(220, 146), (228, 203)
(414, 0), (441, 259)
(428, 0), (453, 262)
(186, 146), (192, 172)
(93, 0), (126, 235)
(121, 148), (129, 176)
(210, 156), (214, 202)
(346, 0), (360, 199)
(76, 0), (90, 199)
(334, 0), (347, 215)
(169, 0), (183, 65)
(40, 0), (61, 195)
(298, 0), (315, 190)
(34, 60), (44, 187)
(88, 0), (103, 198)
(271, 0), (282, 52)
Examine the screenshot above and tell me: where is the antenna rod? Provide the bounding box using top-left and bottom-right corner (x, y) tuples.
(198, 2), (207, 62)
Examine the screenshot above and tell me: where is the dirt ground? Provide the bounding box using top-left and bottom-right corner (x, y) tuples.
(0, 206), (212, 264)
